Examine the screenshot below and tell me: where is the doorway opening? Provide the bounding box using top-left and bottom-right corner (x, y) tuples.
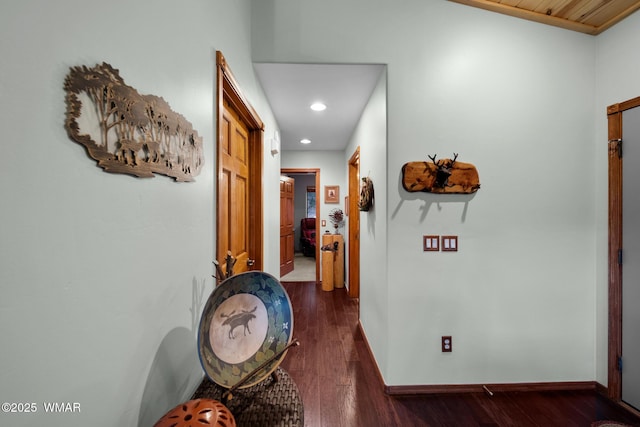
(281, 168), (321, 283)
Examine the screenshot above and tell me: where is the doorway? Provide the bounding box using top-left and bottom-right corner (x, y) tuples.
(607, 96), (640, 412)
(216, 51), (264, 276)
(281, 168), (321, 282)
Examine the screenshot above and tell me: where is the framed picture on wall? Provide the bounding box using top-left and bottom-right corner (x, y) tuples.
(325, 185), (339, 203)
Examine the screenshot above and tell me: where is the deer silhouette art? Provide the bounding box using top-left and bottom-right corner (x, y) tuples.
(220, 306), (257, 339)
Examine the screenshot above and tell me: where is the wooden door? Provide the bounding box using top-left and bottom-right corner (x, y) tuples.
(348, 148), (361, 298)
(280, 176), (295, 277)
(281, 168), (321, 283)
(216, 51), (263, 279)
(218, 99), (251, 275)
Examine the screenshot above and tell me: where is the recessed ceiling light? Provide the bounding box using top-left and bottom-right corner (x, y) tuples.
(310, 102), (326, 112)
(300, 138), (311, 144)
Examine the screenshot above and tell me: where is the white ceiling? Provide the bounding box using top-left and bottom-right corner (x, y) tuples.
(253, 63), (385, 152)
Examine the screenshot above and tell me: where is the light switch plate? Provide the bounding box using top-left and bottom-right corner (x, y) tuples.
(423, 235), (439, 251)
(441, 236), (458, 252)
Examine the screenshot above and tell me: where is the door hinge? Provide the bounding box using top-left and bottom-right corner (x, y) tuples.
(618, 249), (623, 265)
(618, 356), (623, 372)
(610, 139), (623, 158)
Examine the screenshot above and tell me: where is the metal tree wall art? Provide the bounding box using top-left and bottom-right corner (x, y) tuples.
(402, 153), (480, 194)
(64, 62), (204, 181)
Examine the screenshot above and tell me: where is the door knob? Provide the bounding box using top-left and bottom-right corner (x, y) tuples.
(247, 259), (255, 267)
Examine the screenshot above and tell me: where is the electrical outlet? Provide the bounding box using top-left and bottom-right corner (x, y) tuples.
(442, 336), (452, 352)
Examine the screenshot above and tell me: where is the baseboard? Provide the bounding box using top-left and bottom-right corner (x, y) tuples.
(595, 381), (608, 397)
(619, 401), (640, 419)
(356, 321), (600, 396)
(594, 383), (640, 419)
(357, 320), (387, 389)
(385, 381), (598, 396)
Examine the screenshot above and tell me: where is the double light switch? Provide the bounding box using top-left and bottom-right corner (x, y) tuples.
(423, 235), (458, 252)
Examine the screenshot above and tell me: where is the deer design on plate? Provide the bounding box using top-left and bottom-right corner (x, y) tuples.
(220, 306), (257, 339)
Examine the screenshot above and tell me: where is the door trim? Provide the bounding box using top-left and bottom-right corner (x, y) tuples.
(348, 147), (361, 298)
(280, 176), (295, 277)
(216, 51), (264, 271)
(281, 168), (320, 283)
(607, 96), (640, 401)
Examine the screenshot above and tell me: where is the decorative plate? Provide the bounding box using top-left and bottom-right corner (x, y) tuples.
(198, 271), (294, 389)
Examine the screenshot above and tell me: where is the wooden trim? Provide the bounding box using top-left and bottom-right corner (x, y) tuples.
(249, 130), (264, 270)
(216, 51), (263, 131)
(358, 317), (601, 397)
(448, 0), (640, 35)
(607, 102), (624, 401)
(449, 0), (600, 34)
(605, 98), (640, 406)
(281, 168), (321, 283)
(357, 320), (386, 391)
(618, 96), (640, 113)
(216, 51), (264, 270)
(620, 401), (640, 419)
(596, 381), (609, 397)
(348, 147), (361, 299)
(385, 381), (598, 396)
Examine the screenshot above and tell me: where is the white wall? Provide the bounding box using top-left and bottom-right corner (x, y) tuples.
(253, 0), (598, 386)
(281, 151), (347, 234)
(0, 1), (279, 426)
(594, 12), (640, 385)
(344, 67), (389, 376)
(2, 5), (634, 422)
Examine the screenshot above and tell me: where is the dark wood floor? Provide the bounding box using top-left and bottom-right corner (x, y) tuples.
(279, 281), (640, 427)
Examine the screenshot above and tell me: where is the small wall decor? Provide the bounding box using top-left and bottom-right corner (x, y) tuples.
(325, 185), (339, 203)
(328, 208), (345, 234)
(358, 176), (374, 211)
(64, 62), (204, 181)
(402, 153), (480, 194)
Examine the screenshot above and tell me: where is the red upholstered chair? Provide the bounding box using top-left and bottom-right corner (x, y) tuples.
(300, 218), (316, 257)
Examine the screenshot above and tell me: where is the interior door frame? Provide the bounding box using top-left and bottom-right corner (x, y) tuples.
(216, 51), (264, 271)
(348, 147), (361, 299)
(281, 168), (320, 283)
(607, 96), (640, 403)
(280, 175), (295, 277)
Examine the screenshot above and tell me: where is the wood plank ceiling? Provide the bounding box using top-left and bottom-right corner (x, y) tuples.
(449, 0), (640, 34)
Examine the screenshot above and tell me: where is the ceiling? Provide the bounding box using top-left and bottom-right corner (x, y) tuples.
(449, 0), (640, 35)
(253, 63), (384, 152)
(254, 3), (637, 154)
